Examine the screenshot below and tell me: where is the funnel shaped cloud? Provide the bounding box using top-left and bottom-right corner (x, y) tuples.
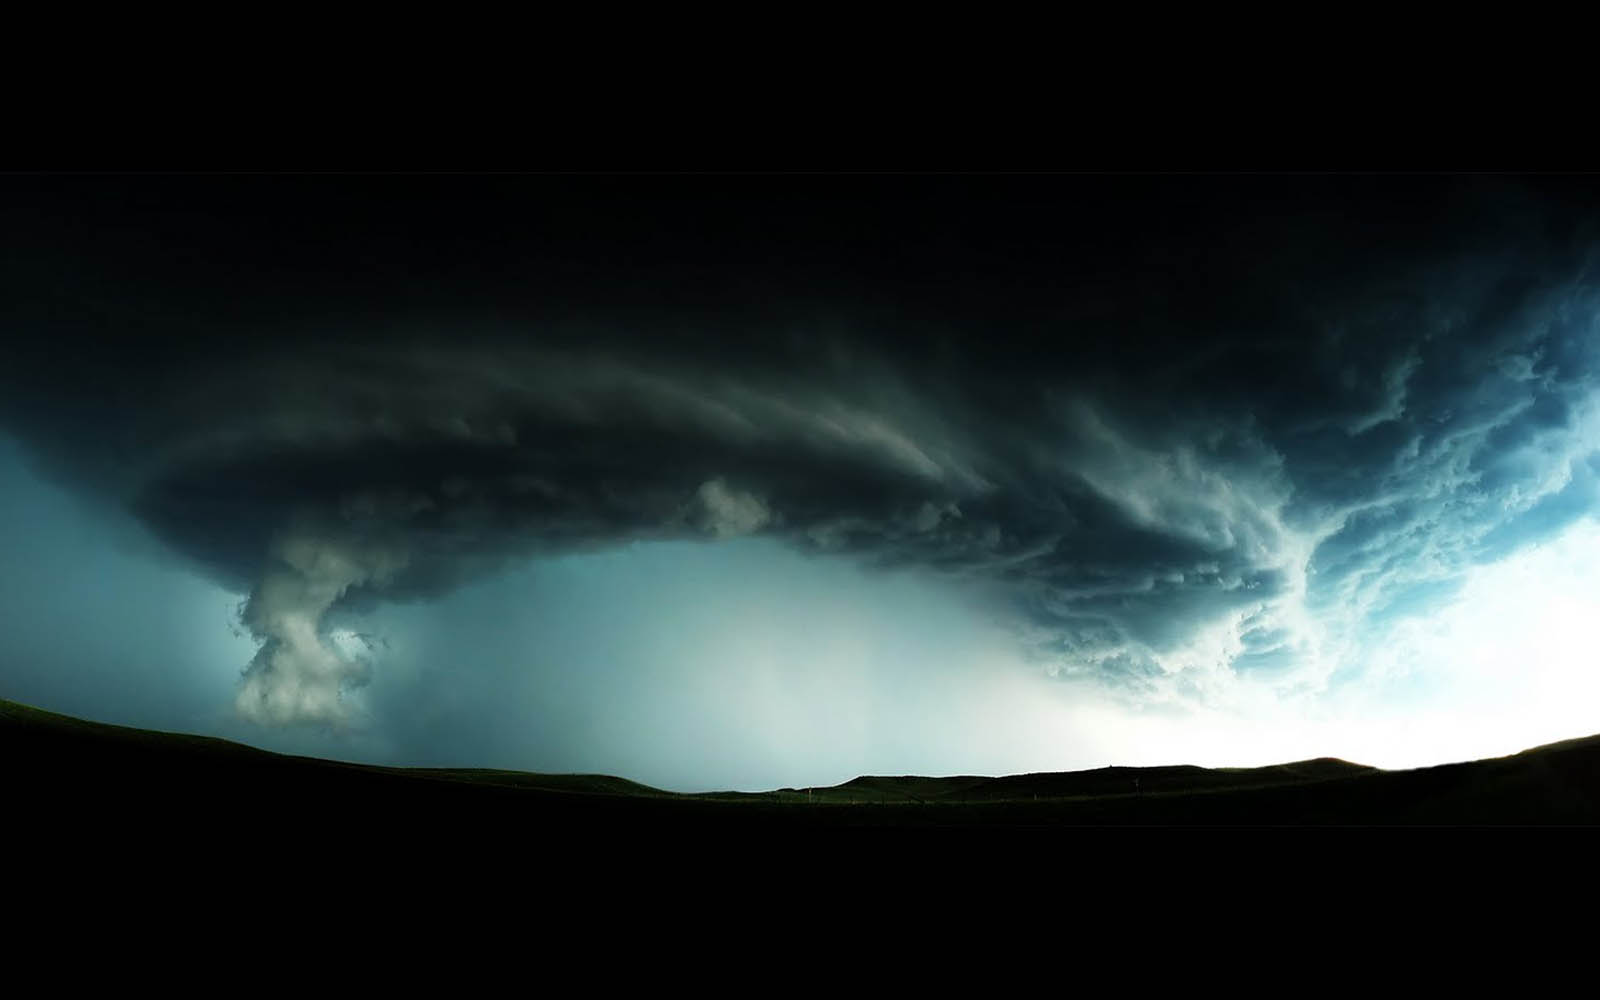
(237, 527), (408, 724)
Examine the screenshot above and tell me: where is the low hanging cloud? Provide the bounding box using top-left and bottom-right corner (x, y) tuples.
(3, 174), (1599, 724)
(693, 478), (771, 538)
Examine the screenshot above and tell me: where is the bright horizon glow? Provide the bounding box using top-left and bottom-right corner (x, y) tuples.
(5, 433), (1600, 793)
(297, 520), (1600, 791)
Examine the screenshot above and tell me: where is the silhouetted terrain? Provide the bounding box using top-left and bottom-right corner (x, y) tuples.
(5, 696), (1599, 847)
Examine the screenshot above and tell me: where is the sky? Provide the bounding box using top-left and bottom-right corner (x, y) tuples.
(3, 173), (1600, 791)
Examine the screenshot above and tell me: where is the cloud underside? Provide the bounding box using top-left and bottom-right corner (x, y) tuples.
(5, 176), (1600, 723)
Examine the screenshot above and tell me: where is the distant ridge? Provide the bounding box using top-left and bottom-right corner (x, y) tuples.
(4, 695), (1598, 832)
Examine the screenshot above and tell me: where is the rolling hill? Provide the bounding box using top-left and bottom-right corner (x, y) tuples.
(5, 696), (1599, 839)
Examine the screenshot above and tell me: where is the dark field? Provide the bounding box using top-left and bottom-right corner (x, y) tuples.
(7, 696), (1599, 840)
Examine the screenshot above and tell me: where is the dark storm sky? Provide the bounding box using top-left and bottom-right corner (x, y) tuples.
(3, 173), (1599, 788)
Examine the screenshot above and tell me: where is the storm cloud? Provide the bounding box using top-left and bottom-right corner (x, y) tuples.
(4, 173), (1599, 730)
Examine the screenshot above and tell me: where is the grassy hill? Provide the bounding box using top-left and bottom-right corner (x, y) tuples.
(5, 696), (1599, 838)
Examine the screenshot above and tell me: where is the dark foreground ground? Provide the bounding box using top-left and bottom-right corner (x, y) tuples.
(11, 695), (1590, 955)
(7, 695), (1599, 836)
(10, 693), (1600, 927)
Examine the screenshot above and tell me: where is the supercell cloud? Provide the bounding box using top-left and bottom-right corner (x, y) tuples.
(3, 174), (1599, 765)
